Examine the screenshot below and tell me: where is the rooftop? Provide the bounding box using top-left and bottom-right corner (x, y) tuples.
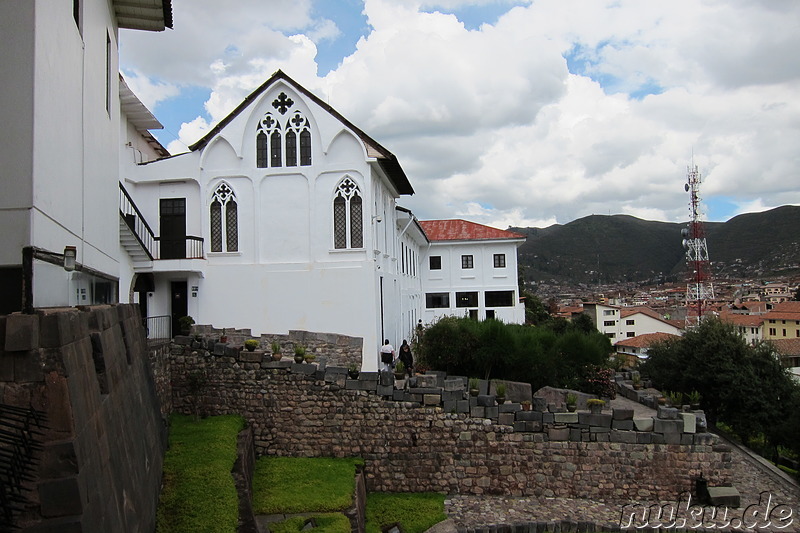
(420, 220), (526, 242)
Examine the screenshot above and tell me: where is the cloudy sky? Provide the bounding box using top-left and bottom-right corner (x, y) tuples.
(119, 0), (800, 229)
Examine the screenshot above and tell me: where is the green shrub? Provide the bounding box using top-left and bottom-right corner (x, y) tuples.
(157, 414), (245, 533)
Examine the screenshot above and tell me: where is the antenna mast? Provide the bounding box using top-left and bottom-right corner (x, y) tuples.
(682, 164), (714, 328)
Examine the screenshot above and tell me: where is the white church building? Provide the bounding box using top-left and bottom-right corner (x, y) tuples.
(1, 0), (525, 372)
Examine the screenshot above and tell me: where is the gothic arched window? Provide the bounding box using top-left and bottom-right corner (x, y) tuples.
(210, 182), (238, 252)
(333, 178), (363, 249)
(256, 97), (312, 168)
(256, 113), (281, 168)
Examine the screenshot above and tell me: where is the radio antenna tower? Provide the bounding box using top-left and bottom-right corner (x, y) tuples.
(681, 164), (714, 328)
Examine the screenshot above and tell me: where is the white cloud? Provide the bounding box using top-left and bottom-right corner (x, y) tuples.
(120, 0), (800, 226)
(121, 69), (180, 110)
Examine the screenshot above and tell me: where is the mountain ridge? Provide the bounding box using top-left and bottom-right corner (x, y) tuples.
(510, 205), (800, 285)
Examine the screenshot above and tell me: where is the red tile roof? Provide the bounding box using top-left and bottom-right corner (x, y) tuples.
(770, 301), (800, 314)
(419, 220), (526, 242)
(768, 338), (800, 356)
(615, 332), (680, 349)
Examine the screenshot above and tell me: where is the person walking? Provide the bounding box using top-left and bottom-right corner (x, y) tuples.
(379, 339), (395, 372)
(398, 340), (413, 377)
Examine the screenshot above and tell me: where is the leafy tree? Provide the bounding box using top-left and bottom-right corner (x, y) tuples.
(641, 318), (799, 454)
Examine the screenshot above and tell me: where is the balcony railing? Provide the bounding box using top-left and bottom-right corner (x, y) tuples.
(119, 183), (204, 260)
(143, 315), (171, 341)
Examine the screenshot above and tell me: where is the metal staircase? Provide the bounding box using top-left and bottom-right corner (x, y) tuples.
(119, 183), (155, 263)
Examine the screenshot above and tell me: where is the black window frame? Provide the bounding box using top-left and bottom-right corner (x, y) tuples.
(461, 255), (474, 269)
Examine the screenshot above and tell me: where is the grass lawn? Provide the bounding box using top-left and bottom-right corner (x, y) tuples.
(251, 456), (365, 515)
(365, 492), (447, 533)
(270, 513), (352, 533)
(157, 414), (245, 533)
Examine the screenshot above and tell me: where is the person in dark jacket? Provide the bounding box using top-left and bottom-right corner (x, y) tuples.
(398, 340), (413, 377)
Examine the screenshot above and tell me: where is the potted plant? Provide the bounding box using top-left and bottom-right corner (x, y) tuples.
(521, 400), (532, 411)
(566, 392), (578, 412)
(219, 328), (228, 344)
(394, 360), (406, 380)
(587, 398), (605, 414)
(178, 315), (195, 336)
(632, 374), (642, 390)
(244, 339), (259, 352)
(495, 382), (507, 405)
(666, 391), (683, 408)
(688, 390), (701, 409)
(304, 352), (316, 363)
(271, 341), (282, 361)
(468, 377), (479, 397)
(348, 363), (360, 379)
(294, 345), (306, 364)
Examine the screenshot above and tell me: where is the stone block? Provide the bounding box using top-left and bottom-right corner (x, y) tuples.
(423, 394), (441, 406)
(610, 430), (637, 444)
(499, 403), (521, 413)
(707, 486), (740, 508)
(393, 390), (406, 401)
(612, 408), (634, 420)
(548, 426), (570, 441)
(499, 413), (515, 426)
(415, 374), (438, 388)
(651, 433), (666, 444)
(593, 432), (610, 442)
(636, 432), (653, 444)
(533, 396), (548, 412)
(516, 410), (542, 422)
(444, 378), (465, 391)
(693, 432), (717, 445)
(657, 406), (679, 419)
(470, 406), (486, 418)
(485, 406), (499, 419)
(173, 335), (192, 346)
(443, 390), (464, 402)
(633, 417), (654, 432)
(456, 399), (470, 413)
(375, 385), (391, 397)
(291, 363), (317, 375)
(681, 434), (694, 445)
(542, 413), (554, 424)
(589, 426), (611, 433)
(239, 350), (263, 363)
(39, 476), (83, 517)
(654, 418), (683, 434)
(345, 379), (361, 390)
(578, 413), (612, 428)
(213, 343), (227, 355)
(408, 387), (442, 395)
(554, 412), (579, 424)
(5, 313), (40, 352)
(40, 441), (78, 478)
(679, 412), (697, 433)
(569, 428), (582, 441)
(476, 394), (495, 407)
(612, 419), (634, 431)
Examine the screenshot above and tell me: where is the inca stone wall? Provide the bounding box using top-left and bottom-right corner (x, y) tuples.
(1, 305), (167, 533)
(169, 342), (733, 502)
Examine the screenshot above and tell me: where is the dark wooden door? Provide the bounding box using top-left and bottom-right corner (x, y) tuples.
(170, 281), (188, 337)
(160, 198), (186, 259)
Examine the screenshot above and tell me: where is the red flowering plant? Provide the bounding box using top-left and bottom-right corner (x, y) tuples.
(581, 365), (616, 400)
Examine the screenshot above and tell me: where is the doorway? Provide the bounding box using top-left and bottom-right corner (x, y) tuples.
(170, 281), (188, 337)
(160, 198), (186, 259)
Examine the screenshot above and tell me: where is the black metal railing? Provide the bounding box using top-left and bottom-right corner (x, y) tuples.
(119, 183), (156, 260)
(143, 315), (171, 341)
(0, 404), (47, 531)
(154, 236), (204, 260)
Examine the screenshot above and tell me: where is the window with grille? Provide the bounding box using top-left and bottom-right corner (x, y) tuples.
(493, 254), (506, 268)
(210, 183), (238, 252)
(461, 255), (473, 269)
(333, 177), (363, 249)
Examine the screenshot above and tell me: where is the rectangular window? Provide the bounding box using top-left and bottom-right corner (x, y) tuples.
(425, 293), (449, 309)
(461, 255), (473, 269)
(627, 332), (635, 338)
(429, 256), (441, 270)
(456, 292), (478, 308)
(626, 319), (635, 325)
(769, 328), (776, 336)
(783, 329), (787, 337)
(106, 32), (112, 115)
(603, 310), (615, 316)
(485, 291), (514, 307)
(603, 320), (616, 327)
(486, 310), (495, 319)
(493, 254), (506, 268)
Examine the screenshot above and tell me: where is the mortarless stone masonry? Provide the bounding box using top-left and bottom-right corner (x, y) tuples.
(169, 341), (732, 502)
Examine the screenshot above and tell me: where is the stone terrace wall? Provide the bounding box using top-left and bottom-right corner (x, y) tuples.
(1, 305), (167, 533)
(170, 344), (733, 502)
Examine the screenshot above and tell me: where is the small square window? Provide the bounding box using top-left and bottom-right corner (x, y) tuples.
(429, 256), (442, 270)
(461, 255), (473, 269)
(493, 254), (506, 268)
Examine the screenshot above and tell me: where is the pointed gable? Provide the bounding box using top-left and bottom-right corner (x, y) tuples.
(420, 219), (526, 242)
(188, 70), (413, 195)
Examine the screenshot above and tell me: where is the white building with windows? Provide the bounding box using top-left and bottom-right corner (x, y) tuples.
(582, 303), (683, 341)
(1, 2), (526, 372)
(419, 220), (526, 324)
